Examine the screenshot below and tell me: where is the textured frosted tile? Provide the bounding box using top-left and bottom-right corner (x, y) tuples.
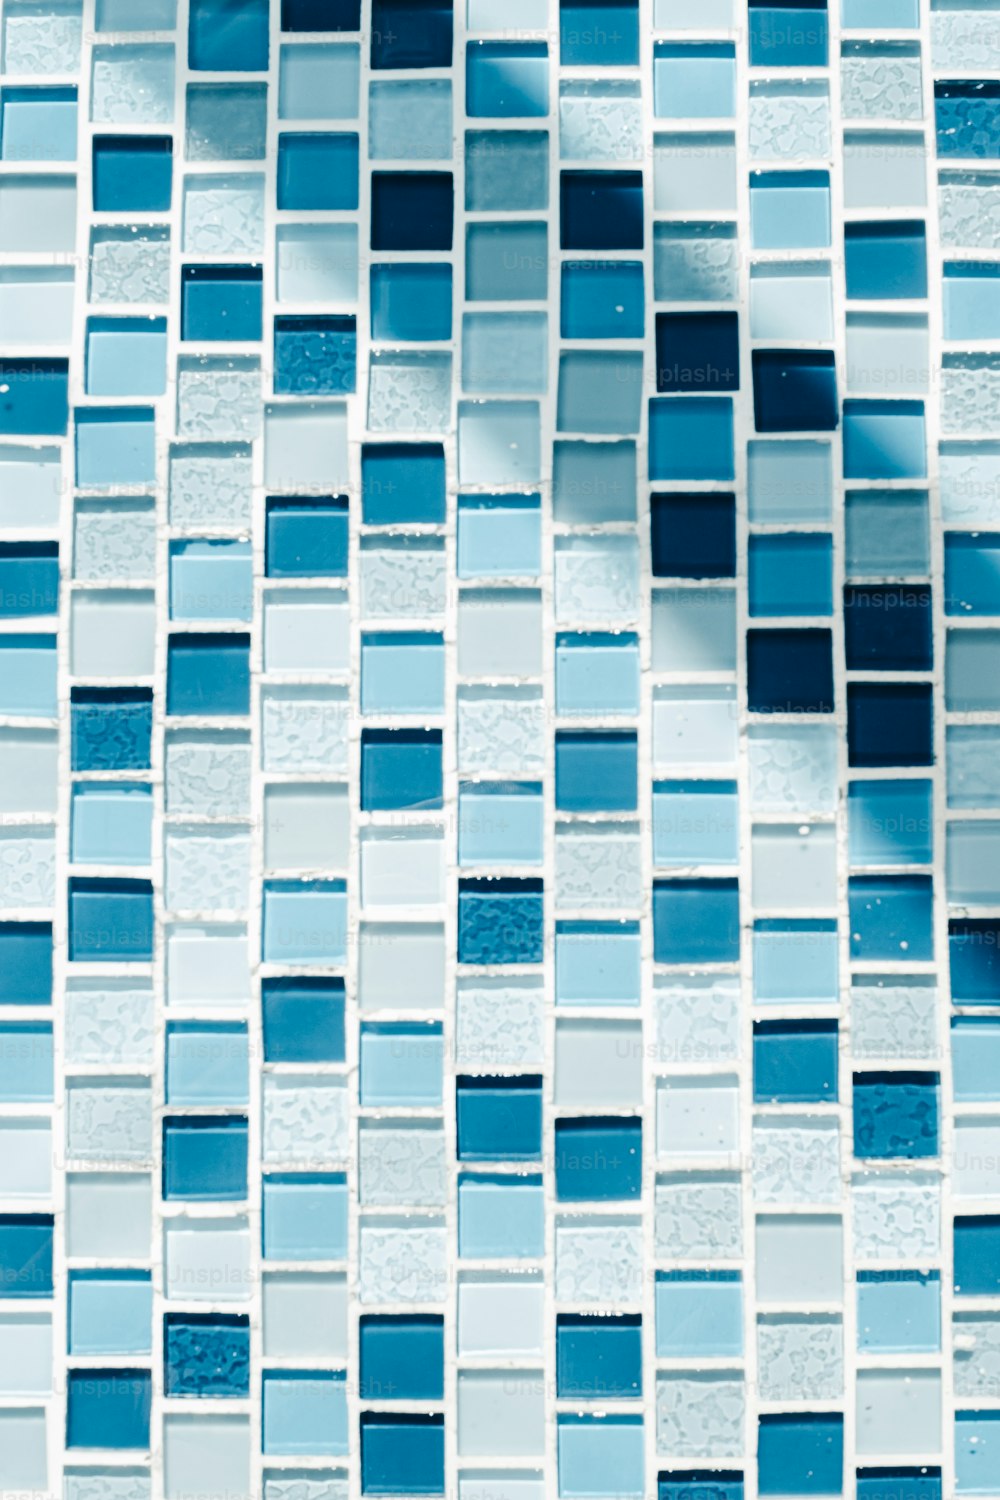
(0, 830), (55, 909)
(559, 81), (643, 161)
(261, 687), (350, 774)
(359, 1123), (447, 1207)
(748, 724), (838, 814)
(748, 83), (831, 160)
(177, 359), (262, 441)
(4, 4), (82, 75)
(851, 979), (938, 1061)
(263, 1076), (349, 1166)
(942, 355), (1000, 434)
(66, 1080), (152, 1163)
(554, 536), (640, 623)
(555, 1218), (643, 1305)
(91, 44), (175, 123)
(183, 176), (265, 256)
(65, 980), (155, 1066)
(169, 444), (253, 528)
(367, 352), (453, 433)
(940, 173), (1000, 250)
(653, 224), (738, 303)
(164, 827), (251, 913)
(955, 1314), (1000, 1396)
(555, 823), (643, 910)
(656, 1375), (745, 1459)
(361, 539), (447, 619)
(853, 1173), (941, 1263)
(655, 1175), (743, 1260)
(456, 979), (545, 1069)
(359, 1220), (448, 1305)
(751, 1117), (841, 1205)
(166, 734), (252, 817)
(932, 11), (1000, 72)
(758, 1316), (844, 1401)
(654, 977), (740, 1067)
(73, 500), (156, 580)
(841, 45), (923, 120)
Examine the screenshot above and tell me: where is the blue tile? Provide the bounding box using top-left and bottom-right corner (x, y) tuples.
(274, 317), (357, 395)
(361, 444), (446, 524)
(456, 1076), (543, 1161)
(278, 133), (359, 210)
(263, 1175), (349, 1261)
(557, 1314), (642, 1398)
(654, 879), (741, 965)
(360, 1316), (444, 1401)
(71, 690), (153, 771)
(371, 265), (453, 342)
(753, 1021), (839, 1105)
(361, 1414), (445, 1496)
(162, 1116), (249, 1201)
(164, 1315), (250, 1397)
(266, 498), (350, 577)
(167, 634), (251, 717)
(655, 1273), (743, 1359)
(263, 1371), (348, 1456)
(656, 311), (740, 393)
(457, 1174), (544, 1257)
(757, 1414), (843, 1496)
(0, 361), (68, 435)
(92, 135), (172, 211)
(554, 1117), (642, 1202)
(857, 1272), (941, 1354)
(555, 732), (638, 813)
(0, 925), (52, 1005)
(746, 628), (835, 713)
(560, 0), (639, 66)
(361, 729), (443, 811)
(69, 1272), (153, 1356)
(371, 172), (453, 249)
(749, 3), (827, 66)
(0, 1216), (53, 1298)
(68, 880), (154, 963)
(370, 0), (452, 69)
(66, 1370), (152, 1450)
(560, 171), (644, 251)
(458, 879), (544, 965)
(956, 1217), (1000, 1297)
(853, 1072), (939, 1160)
(262, 979), (346, 1064)
(182, 266), (263, 342)
(189, 0), (269, 70)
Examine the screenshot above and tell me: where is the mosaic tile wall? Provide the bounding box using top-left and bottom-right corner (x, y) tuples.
(1, 0), (1000, 1495)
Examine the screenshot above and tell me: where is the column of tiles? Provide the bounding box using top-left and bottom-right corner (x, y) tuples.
(938, 0), (1000, 1492)
(0, 1), (997, 1499)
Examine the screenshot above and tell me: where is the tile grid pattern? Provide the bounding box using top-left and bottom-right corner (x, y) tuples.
(0, 0), (999, 1496)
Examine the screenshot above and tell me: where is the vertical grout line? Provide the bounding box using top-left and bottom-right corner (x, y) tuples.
(825, 0), (857, 1478)
(733, 0), (758, 1481)
(346, 8), (370, 1498)
(920, 1), (952, 1489)
(249, 1), (281, 1497)
(152, 0), (189, 1492)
